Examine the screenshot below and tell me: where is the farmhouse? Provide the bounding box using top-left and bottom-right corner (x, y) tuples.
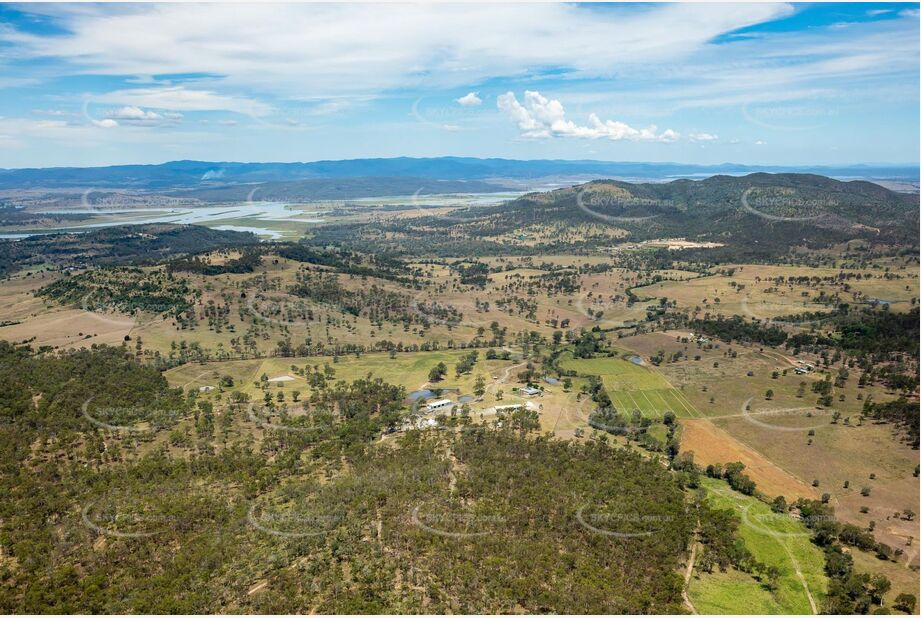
(425, 399), (453, 413)
(520, 386), (542, 397)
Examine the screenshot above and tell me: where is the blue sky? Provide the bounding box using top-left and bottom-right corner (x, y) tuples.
(0, 3), (917, 168)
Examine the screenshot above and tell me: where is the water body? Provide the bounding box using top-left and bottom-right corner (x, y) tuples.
(213, 225), (283, 240)
(407, 389), (434, 401)
(4, 202), (326, 239)
(4, 192), (525, 240)
(4, 192), (521, 239)
(629, 355), (643, 365)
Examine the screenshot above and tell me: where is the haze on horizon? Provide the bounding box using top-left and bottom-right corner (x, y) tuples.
(0, 2), (918, 169)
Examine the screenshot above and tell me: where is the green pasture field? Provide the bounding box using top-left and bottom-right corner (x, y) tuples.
(689, 477), (828, 615)
(558, 351), (702, 419)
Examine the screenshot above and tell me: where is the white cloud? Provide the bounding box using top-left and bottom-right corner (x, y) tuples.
(498, 91), (681, 143)
(0, 115), (223, 153)
(91, 86), (270, 116)
(498, 14), (919, 119)
(105, 105), (183, 126)
(108, 106), (160, 121)
(0, 116), (101, 139)
(0, 2), (916, 165)
(83, 103), (185, 128)
(456, 92), (482, 107)
(755, 140), (767, 145)
(2, 4), (794, 105)
(689, 132), (719, 142)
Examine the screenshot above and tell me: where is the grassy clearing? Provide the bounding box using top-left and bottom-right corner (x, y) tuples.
(689, 567), (789, 614)
(689, 477), (827, 615)
(165, 349), (512, 399)
(164, 348), (595, 441)
(558, 352), (701, 420)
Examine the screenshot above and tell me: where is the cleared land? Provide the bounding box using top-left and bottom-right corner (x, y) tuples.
(638, 262), (918, 319)
(688, 478), (827, 615)
(616, 329), (918, 565)
(165, 349), (588, 437)
(558, 351), (701, 420)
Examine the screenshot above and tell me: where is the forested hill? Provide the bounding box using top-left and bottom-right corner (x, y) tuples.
(0, 224), (258, 275)
(495, 173), (919, 251)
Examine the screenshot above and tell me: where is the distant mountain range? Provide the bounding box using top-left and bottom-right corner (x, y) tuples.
(0, 157), (917, 191)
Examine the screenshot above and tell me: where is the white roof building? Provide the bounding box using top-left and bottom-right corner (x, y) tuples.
(425, 399), (453, 412)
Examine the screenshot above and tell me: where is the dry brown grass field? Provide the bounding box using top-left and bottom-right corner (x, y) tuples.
(0, 272), (133, 348)
(615, 329), (919, 568)
(1, 252), (670, 357)
(639, 261), (918, 318)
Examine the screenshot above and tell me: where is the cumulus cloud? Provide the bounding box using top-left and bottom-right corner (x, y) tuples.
(87, 105), (184, 128)
(456, 92), (482, 106)
(108, 106), (160, 120)
(107, 106), (182, 124)
(689, 132), (719, 142)
(497, 91), (680, 143)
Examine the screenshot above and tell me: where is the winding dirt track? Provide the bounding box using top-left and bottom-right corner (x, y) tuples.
(484, 361), (528, 396)
(711, 487), (818, 615)
(755, 507), (818, 615)
(682, 526), (700, 614)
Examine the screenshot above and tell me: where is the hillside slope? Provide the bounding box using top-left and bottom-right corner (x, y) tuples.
(487, 173), (919, 252)
(0, 224), (258, 275)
